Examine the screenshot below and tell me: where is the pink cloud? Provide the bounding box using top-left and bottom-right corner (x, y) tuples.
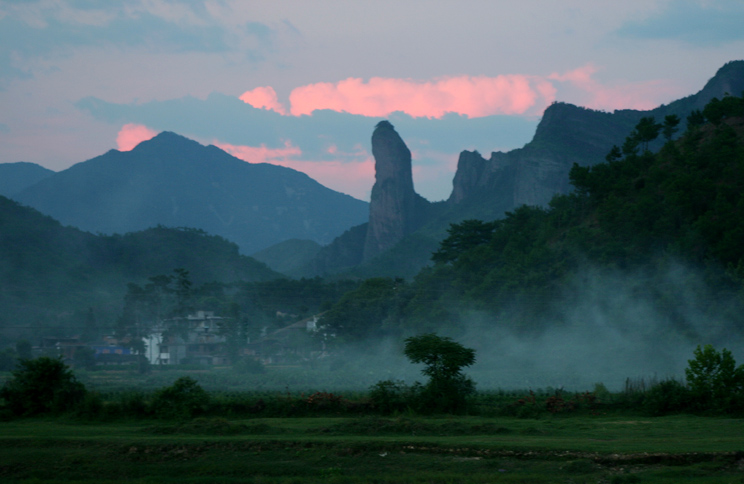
(549, 64), (680, 111)
(276, 158), (376, 201)
(116, 123), (158, 151)
(239, 67), (681, 120)
(286, 75), (556, 118)
(217, 139), (375, 200)
(238, 86), (286, 114)
(216, 140), (301, 162)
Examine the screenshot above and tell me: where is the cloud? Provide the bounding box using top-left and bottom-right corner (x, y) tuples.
(271, 157), (376, 201)
(77, 92), (539, 159)
(241, 66), (680, 119)
(278, 75), (556, 118)
(239, 86), (286, 115)
(116, 123), (157, 151)
(548, 64), (680, 111)
(616, 0), (744, 46)
(0, 1), (277, 83)
(216, 140), (375, 200)
(215, 140), (301, 163)
(74, 92), (541, 201)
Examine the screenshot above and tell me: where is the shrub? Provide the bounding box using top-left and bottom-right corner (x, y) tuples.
(642, 379), (692, 416)
(368, 379), (412, 414)
(0, 356), (87, 416)
(151, 376), (210, 420)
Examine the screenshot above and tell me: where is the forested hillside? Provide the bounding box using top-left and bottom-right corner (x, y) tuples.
(0, 197), (282, 343)
(321, 94), (744, 355)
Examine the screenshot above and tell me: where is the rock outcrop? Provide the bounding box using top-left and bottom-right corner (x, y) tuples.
(363, 121), (429, 261)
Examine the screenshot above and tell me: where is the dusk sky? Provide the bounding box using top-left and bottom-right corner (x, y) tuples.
(1, 1), (743, 201)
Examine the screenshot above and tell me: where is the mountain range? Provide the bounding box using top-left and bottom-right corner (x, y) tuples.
(298, 60), (744, 278)
(9, 133), (369, 255)
(3, 61), (744, 281)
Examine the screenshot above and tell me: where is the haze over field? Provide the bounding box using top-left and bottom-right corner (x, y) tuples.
(2, 1), (743, 201)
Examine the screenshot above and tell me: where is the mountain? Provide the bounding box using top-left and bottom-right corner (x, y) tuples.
(0, 194), (282, 341)
(0, 162), (54, 197)
(301, 60), (744, 279)
(12, 132), (369, 254)
(301, 121), (437, 277)
(449, 60), (744, 213)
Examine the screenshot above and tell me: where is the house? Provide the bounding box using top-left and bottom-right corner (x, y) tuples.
(143, 310), (230, 365)
(257, 314), (324, 365)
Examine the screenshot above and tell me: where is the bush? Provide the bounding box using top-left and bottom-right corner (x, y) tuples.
(368, 380), (412, 414)
(151, 376), (210, 420)
(642, 379), (692, 416)
(0, 356), (87, 416)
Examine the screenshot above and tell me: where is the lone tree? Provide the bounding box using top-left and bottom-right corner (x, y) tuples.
(404, 333), (476, 413)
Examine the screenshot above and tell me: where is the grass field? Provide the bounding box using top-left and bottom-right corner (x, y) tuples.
(1, 414), (743, 483)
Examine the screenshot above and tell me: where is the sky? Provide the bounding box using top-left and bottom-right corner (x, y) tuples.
(1, 1), (743, 202)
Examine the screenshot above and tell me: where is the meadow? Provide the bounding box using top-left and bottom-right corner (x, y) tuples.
(1, 414), (743, 483)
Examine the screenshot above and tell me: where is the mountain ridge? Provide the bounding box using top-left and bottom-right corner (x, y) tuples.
(0, 162), (55, 197)
(12, 132), (369, 255)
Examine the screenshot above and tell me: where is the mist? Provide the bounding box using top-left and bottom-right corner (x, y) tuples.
(305, 259), (744, 394)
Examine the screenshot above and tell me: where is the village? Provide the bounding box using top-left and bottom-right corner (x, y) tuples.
(35, 310), (327, 370)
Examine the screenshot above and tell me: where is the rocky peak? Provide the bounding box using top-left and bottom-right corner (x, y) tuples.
(363, 121), (427, 261)
(449, 150), (489, 204)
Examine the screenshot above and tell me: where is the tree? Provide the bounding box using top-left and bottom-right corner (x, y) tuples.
(0, 356), (87, 416)
(685, 344), (744, 408)
(687, 109), (705, 128)
(605, 145), (622, 163)
(662, 114), (681, 141)
(632, 116), (662, 153)
(404, 333), (476, 413)
(432, 219), (498, 264)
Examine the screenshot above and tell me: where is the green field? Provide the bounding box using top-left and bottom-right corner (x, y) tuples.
(2, 415), (743, 483)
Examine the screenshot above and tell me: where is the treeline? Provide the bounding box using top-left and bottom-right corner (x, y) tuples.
(2, 343), (743, 420)
(319, 93), (744, 342)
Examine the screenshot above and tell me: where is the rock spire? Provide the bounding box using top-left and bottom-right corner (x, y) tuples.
(363, 121), (426, 261)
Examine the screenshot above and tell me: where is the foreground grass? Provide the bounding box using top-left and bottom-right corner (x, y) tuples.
(1, 415), (744, 483)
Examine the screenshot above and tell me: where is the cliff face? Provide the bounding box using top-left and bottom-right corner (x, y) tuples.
(449, 60), (744, 212)
(363, 121), (429, 261)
